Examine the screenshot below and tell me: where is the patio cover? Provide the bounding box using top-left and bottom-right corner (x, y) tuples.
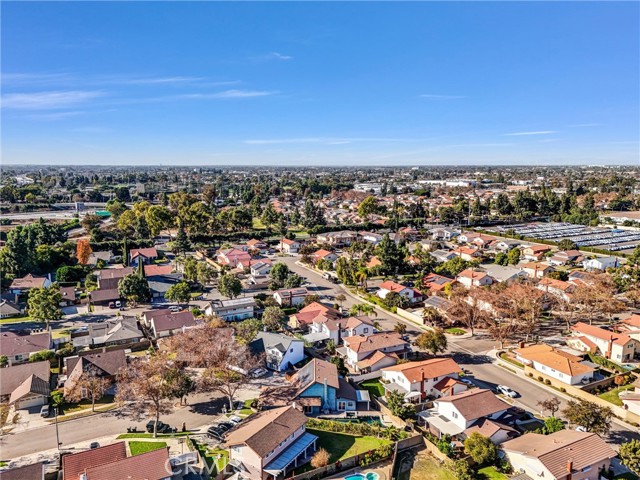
(263, 432), (318, 475)
(302, 332), (330, 343)
(418, 410), (463, 436)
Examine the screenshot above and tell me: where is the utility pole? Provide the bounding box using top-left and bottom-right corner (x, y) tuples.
(54, 406), (61, 451)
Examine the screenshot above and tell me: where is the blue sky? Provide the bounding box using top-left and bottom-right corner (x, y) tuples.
(2, 2), (639, 166)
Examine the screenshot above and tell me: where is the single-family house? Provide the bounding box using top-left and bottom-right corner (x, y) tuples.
(141, 308), (172, 327)
(494, 240), (520, 252)
(456, 269), (493, 288)
(422, 389), (510, 438)
(273, 288), (308, 307)
(63, 349), (127, 397)
(88, 288), (121, 307)
(288, 302), (342, 331)
(452, 246), (482, 262)
(280, 238), (301, 254)
(312, 249), (338, 264)
(9, 274), (50, 295)
(501, 430), (616, 480)
(537, 278), (576, 301)
(225, 405), (318, 480)
(259, 358), (370, 414)
(381, 358), (465, 402)
(71, 317), (144, 348)
(96, 267), (133, 290)
(568, 322), (635, 363)
(250, 332), (305, 371)
(316, 231), (358, 247)
(217, 248), (252, 268)
(377, 281), (423, 304)
(150, 311), (197, 338)
(148, 273), (183, 302)
(582, 256), (619, 271)
(430, 227), (460, 241)
(366, 256), (383, 269)
(129, 247), (159, 266)
(422, 273), (455, 293)
(250, 261), (272, 277)
(520, 262), (555, 279)
(59, 286), (77, 306)
(0, 300), (22, 319)
(0, 331), (52, 366)
(205, 297), (257, 322)
(342, 333), (410, 372)
(87, 250), (114, 266)
(61, 441), (171, 480)
(480, 265), (527, 283)
(247, 238), (269, 253)
(513, 344), (595, 385)
(548, 250), (583, 266)
(0, 462), (45, 480)
(522, 245), (552, 261)
(430, 249), (456, 263)
(0, 361), (50, 410)
(620, 378), (640, 415)
(360, 231), (383, 245)
(304, 315), (375, 345)
(616, 314), (640, 343)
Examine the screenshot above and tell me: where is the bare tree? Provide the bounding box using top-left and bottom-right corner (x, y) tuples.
(537, 397), (561, 417)
(116, 353), (187, 437)
(65, 365), (111, 412)
(447, 288), (490, 336)
(487, 318), (516, 349)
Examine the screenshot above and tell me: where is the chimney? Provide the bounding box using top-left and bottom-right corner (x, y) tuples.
(292, 401), (297, 410)
(420, 368), (425, 399)
(566, 460), (573, 480)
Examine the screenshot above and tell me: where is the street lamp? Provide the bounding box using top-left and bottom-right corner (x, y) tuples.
(54, 406), (61, 451)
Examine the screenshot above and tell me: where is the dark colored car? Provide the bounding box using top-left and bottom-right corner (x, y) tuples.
(216, 422), (234, 432)
(207, 426), (225, 440)
(146, 420), (172, 434)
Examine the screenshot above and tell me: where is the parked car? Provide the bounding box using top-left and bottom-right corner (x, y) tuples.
(207, 426), (225, 440)
(90, 442), (100, 449)
(115, 300), (122, 308)
(169, 305), (181, 312)
(40, 405), (50, 417)
(460, 377), (475, 386)
(228, 415), (242, 424)
(146, 420), (172, 434)
(108, 302), (116, 309)
(250, 367), (268, 378)
(575, 426), (587, 432)
(215, 422), (233, 432)
(497, 385), (518, 398)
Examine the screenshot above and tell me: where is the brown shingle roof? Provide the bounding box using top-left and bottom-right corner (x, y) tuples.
(9, 374), (50, 405)
(62, 441), (128, 480)
(572, 322), (632, 346)
(225, 405), (307, 458)
(151, 311), (196, 333)
(84, 446), (170, 480)
(514, 345), (594, 377)
(0, 331), (51, 357)
(0, 462), (44, 480)
(9, 274), (48, 290)
(502, 430), (616, 479)
(343, 332), (408, 354)
(291, 358), (339, 391)
(436, 389), (508, 420)
(0, 361), (50, 397)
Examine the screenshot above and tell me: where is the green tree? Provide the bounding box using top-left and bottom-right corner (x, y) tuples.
(562, 399), (613, 436)
(415, 329), (448, 355)
(451, 459), (474, 480)
(27, 286), (63, 327)
(507, 248), (521, 265)
(542, 416), (565, 434)
(269, 262), (290, 289)
(146, 205), (172, 237)
(218, 273), (242, 299)
(117, 274), (151, 306)
(173, 222), (191, 256)
(463, 432), (497, 465)
(233, 318), (263, 345)
(182, 256), (199, 283)
(0, 356), (7, 368)
(619, 439), (640, 476)
(358, 196), (380, 221)
(557, 239), (578, 251)
(386, 389), (416, 419)
(284, 273), (304, 289)
(376, 234), (405, 275)
(262, 306), (285, 331)
(165, 281), (192, 305)
(196, 262), (217, 286)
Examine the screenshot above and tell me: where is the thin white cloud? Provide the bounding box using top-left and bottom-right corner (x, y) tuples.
(419, 94), (465, 100)
(503, 130), (557, 136)
(243, 137), (418, 145)
(71, 126), (112, 133)
(1, 91), (105, 110)
(178, 89), (277, 99)
(104, 76), (204, 85)
(27, 110), (85, 121)
(254, 52), (294, 62)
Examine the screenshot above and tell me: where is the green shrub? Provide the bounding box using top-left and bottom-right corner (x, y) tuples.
(545, 379), (551, 385)
(538, 376), (544, 382)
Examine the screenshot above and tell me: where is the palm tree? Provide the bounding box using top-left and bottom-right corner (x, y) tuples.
(335, 294), (346, 309)
(355, 269), (368, 291)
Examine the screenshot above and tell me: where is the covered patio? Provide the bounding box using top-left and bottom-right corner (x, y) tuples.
(382, 382), (422, 403)
(263, 431), (318, 479)
(417, 409), (463, 438)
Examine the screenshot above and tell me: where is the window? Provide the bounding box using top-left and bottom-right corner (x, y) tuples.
(290, 348), (294, 353)
(363, 328), (369, 333)
(452, 411), (458, 419)
(338, 401), (347, 410)
(304, 405), (313, 414)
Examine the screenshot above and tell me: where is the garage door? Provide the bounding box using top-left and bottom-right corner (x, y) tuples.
(17, 395), (45, 410)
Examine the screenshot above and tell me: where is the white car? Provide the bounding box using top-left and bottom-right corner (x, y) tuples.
(168, 306), (181, 312)
(575, 426), (587, 432)
(250, 368), (268, 378)
(497, 385), (518, 398)
(460, 377), (475, 386)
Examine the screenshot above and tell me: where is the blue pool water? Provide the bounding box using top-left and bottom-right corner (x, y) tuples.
(345, 473), (380, 480)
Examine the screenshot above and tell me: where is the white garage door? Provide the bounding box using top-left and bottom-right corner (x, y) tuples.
(17, 395), (45, 410)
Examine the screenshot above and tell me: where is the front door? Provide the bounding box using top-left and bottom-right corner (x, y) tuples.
(337, 401), (346, 411)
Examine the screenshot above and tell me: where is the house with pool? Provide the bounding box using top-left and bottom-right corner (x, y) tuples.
(225, 405), (318, 480)
(258, 358), (371, 414)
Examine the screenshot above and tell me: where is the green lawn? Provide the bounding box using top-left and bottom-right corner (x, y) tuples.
(129, 441), (167, 456)
(477, 466), (508, 480)
(359, 379), (386, 398)
(445, 328), (466, 335)
(59, 395), (115, 415)
(117, 432), (192, 439)
(252, 218), (266, 229)
(401, 452), (455, 480)
(307, 429), (390, 463)
(0, 461), (8, 467)
(0, 316), (35, 325)
(599, 384), (635, 406)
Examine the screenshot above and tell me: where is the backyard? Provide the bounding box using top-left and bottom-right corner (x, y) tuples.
(400, 452), (455, 480)
(128, 441), (167, 456)
(598, 384), (635, 406)
(477, 466), (508, 480)
(307, 429), (391, 464)
(359, 379), (385, 398)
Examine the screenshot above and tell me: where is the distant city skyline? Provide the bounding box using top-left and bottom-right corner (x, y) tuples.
(2, 2), (639, 166)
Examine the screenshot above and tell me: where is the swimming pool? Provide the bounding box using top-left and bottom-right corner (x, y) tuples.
(345, 473), (380, 480)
